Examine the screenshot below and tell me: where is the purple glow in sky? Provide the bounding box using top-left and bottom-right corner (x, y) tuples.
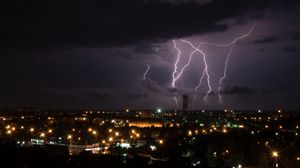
(1, 0), (300, 110)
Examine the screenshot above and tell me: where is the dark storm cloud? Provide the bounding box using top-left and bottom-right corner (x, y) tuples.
(1, 0), (300, 110)
(134, 42), (160, 55)
(271, 86), (296, 94)
(36, 87), (112, 101)
(253, 35), (280, 44)
(160, 0), (212, 5)
(278, 30), (300, 43)
(137, 77), (190, 98)
(258, 48), (265, 52)
(168, 87), (178, 93)
(248, 86), (296, 96)
(137, 78), (161, 94)
(124, 93), (147, 100)
(1, 0), (297, 49)
(113, 50), (136, 60)
(285, 31), (300, 41)
(281, 46), (299, 53)
(235, 11), (264, 25)
(221, 86), (257, 96)
(87, 93), (111, 101)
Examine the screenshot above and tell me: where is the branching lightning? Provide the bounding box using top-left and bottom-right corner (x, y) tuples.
(200, 25), (255, 103)
(169, 25), (255, 106)
(138, 26), (255, 108)
(171, 40), (182, 107)
(180, 40), (212, 101)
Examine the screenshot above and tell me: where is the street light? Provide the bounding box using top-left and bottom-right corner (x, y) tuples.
(40, 133), (45, 138)
(272, 151), (279, 168)
(157, 108), (162, 113)
(108, 137), (113, 142)
(40, 133), (46, 144)
(67, 135), (72, 146)
(29, 128), (34, 133)
(272, 151), (278, 157)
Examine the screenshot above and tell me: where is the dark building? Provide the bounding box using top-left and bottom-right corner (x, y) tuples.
(182, 94), (188, 111)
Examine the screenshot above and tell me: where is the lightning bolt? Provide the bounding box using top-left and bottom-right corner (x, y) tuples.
(171, 40), (181, 88)
(201, 25), (255, 103)
(170, 40), (182, 108)
(171, 39), (212, 107)
(139, 64), (151, 101)
(143, 64), (151, 80)
(168, 26), (255, 107)
(180, 40), (212, 101)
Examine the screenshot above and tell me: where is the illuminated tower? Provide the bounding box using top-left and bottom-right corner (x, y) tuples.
(183, 94), (188, 111)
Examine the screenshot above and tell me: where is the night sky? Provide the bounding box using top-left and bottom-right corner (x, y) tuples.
(1, 0), (300, 110)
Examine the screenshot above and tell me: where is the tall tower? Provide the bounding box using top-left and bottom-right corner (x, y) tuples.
(182, 94), (188, 111)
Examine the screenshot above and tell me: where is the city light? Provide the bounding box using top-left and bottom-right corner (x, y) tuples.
(150, 145), (157, 151)
(272, 151), (279, 158)
(265, 125), (269, 128)
(0, 109), (298, 166)
(271, 150), (280, 168)
(108, 137), (113, 142)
